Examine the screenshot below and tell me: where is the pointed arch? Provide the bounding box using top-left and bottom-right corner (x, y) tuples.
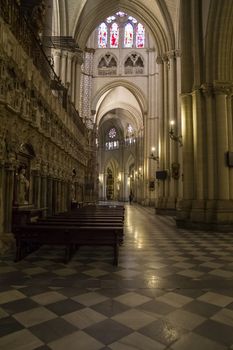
(73, 1), (174, 54)
(92, 80), (147, 115)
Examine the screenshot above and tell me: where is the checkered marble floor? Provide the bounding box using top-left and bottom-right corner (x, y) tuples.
(1, 205), (233, 349)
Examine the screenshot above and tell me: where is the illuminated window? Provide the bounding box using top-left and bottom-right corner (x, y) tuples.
(106, 16), (116, 23)
(98, 23), (108, 48)
(110, 23), (119, 48)
(105, 140), (119, 150)
(127, 124), (134, 135)
(97, 13), (145, 49)
(136, 23), (145, 48)
(124, 23), (133, 48)
(109, 128), (117, 139)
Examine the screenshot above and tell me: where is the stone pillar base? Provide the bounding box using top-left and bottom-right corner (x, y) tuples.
(0, 233), (15, 255)
(155, 197), (177, 216)
(176, 199), (233, 231)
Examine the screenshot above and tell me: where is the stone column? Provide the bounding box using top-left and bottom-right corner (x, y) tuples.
(167, 50), (178, 210)
(40, 165), (48, 215)
(4, 163), (15, 233)
(74, 50), (83, 110)
(60, 51), (67, 85)
(201, 84), (215, 222)
(0, 161), (4, 236)
(190, 88), (205, 222)
(32, 169), (41, 209)
(57, 179), (61, 212)
(60, 180), (65, 212)
(47, 176), (53, 216)
(0, 161), (15, 252)
(144, 48), (156, 205)
(52, 178), (57, 215)
(156, 56), (164, 208)
(66, 52), (74, 97)
(177, 93), (193, 224)
(214, 83), (229, 200)
(53, 49), (61, 78)
(67, 181), (71, 212)
(227, 92), (233, 199)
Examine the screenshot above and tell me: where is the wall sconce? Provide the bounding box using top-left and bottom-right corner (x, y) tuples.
(169, 120), (183, 146)
(149, 147), (159, 161)
(135, 168), (143, 179)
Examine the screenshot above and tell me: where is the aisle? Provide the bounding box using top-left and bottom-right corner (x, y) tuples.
(0, 205), (233, 349)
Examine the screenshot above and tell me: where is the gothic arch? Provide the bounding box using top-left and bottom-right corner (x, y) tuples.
(50, 0), (69, 36)
(72, 0), (174, 54)
(92, 80), (147, 116)
(125, 153), (135, 172)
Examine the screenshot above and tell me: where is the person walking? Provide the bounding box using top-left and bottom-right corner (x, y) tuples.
(129, 190), (133, 204)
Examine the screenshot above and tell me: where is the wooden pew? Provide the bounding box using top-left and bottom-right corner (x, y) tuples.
(13, 224), (123, 265)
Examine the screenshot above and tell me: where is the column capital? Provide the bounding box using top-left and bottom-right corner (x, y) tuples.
(200, 83), (213, 97)
(213, 81), (233, 95)
(156, 55), (163, 64)
(167, 50), (176, 60)
(52, 49), (61, 58)
(85, 48), (95, 54)
(74, 51), (84, 65)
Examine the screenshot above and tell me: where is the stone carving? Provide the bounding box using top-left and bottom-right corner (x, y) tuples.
(30, 0), (46, 38)
(17, 166), (30, 205)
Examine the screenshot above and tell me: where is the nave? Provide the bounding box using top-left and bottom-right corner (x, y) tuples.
(1, 205), (233, 350)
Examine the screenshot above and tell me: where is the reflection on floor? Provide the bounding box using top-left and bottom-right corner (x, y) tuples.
(1, 205), (233, 350)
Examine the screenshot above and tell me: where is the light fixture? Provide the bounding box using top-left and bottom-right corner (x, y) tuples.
(135, 168), (143, 179)
(149, 147), (159, 161)
(169, 120), (183, 146)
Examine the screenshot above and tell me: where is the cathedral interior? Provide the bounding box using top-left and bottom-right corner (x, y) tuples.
(1, 0), (233, 349)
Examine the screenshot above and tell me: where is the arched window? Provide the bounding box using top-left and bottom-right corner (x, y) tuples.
(125, 124), (136, 145)
(105, 127), (119, 150)
(98, 23), (107, 48)
(97, 13), (145, 49)
(109, 127), (117, 139)
(110, 23), (119, 48)
(124, 23), (133, 48)
(136, 23), (145, 48)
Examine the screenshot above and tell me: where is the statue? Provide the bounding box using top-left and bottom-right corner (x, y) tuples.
(17, 167), (30, 205)
(30, 0), (46, 38)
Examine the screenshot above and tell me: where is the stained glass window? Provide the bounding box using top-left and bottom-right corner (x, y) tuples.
(136, 23), (145, 48)
(109, 128), (117, 138)
(124, 23), (133, 48)
(110, 23), (119, 48)
(116, 11), (126, 17)
(128, 16), (137, 24)
(98, 23), (108, 48)
(106, 16), (115, 23)
(127, 124), (133, 135)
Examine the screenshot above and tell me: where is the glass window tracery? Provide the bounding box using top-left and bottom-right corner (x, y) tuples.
(109, 128), (117, 139)
(124, 23), (133, 48)
(97, 12), (145, 49)
(110, 23), (119, 48)
(136, 23), (145, 48)
(98, 22), (107, 48)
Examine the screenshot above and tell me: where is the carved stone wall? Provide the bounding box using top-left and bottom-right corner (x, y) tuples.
(0, 17), (90, 252)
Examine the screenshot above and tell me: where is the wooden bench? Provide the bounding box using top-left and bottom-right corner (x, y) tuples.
(13, 224), (123, 265)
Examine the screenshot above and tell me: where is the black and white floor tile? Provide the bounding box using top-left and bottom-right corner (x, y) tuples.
(1, 205), (233, 349)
